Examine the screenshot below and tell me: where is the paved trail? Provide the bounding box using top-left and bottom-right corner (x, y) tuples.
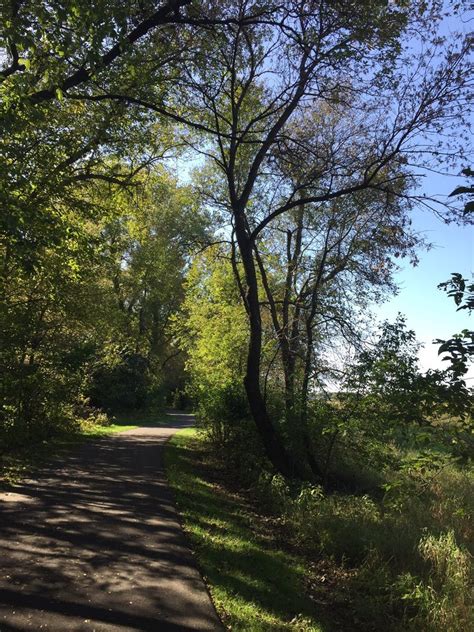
(0, 413), (223, 631)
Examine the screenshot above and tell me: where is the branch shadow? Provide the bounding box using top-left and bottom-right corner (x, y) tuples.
(0, 415), (221, 631)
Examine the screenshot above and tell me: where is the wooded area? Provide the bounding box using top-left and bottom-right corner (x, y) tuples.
(1, 1), (473, 630)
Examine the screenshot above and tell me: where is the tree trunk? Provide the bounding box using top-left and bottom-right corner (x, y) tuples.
(233, 208), (303, 478)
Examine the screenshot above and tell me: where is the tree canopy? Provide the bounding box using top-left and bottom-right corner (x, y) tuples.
(1, 0), (472, 470)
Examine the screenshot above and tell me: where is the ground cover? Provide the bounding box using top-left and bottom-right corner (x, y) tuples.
(165, 428), (340, 632)
(166, 428), (473, 632)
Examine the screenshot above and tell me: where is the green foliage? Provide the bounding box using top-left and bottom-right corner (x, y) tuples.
(347, 315), (447, 426)
(305, 315), (473, 488)
(89, 353), (152, 410)
(1, 3), (472, 625)
(436, 272), (474, 380)
(1, 167), (202, 448)
(0, 210), (111, 448)
(251, 459), (473, 630)
(168, 424), (473, 631)
(449, 167), (474, 215)
(174, 246), (250, 442)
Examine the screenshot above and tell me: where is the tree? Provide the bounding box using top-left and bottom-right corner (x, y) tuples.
(1, 0), (196, 438)
(0, 188), (119, 444)
(250, 109), (420, 466)
(312, 314), (473, 481)
(346, 316), (447, 428)
(89, 169), (208, 409)
(2, 1), (472, 477)
(163, 0), (471, 476)
(1, 2), (204, 443)
(439, 167), (474, 377)
(0, 161), (206, 443)
(1, 1), (192, 102)
(175, 245), (249, 443)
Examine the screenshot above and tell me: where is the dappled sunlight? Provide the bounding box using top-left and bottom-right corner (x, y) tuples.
(0, 417), (222, 631)
(167, 431), (328, 632)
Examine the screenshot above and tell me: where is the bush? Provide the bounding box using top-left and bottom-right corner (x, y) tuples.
(306, 398), (398, 492)
(292, 488), (382, 562)
(88, 353), (161, 411)
(195, 382), (248, 443)
(254, 472), (293, 514)
(0, 359), (87, 450)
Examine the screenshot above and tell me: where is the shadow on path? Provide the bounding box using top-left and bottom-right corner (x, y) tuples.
(0, 412), (222, 631)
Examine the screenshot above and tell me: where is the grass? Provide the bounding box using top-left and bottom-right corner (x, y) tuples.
(165, 429), (474, 632)
(165, 428), (332, 632)
(0, 409), (171, 488)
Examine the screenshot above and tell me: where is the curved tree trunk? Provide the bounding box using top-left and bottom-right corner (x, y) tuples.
(233, 209), (305, 478)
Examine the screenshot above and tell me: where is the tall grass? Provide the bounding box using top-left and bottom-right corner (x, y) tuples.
(253, 461), (473, 630)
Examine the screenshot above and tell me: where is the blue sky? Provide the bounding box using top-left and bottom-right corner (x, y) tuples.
(361, 7), (474, 379)
(374, 172), (473, 380)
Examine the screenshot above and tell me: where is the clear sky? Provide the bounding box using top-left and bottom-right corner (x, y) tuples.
(363, 6), (474, 380)
(374, 171), (473, 381)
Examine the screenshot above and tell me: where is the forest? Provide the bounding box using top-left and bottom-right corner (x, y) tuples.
(1, 1), (473, 631)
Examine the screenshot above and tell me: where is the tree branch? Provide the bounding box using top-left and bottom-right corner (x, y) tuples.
(26, 0), (192, 104)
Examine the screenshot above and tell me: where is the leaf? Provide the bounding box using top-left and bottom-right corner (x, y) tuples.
(18, 57), (30, 70)
(463, 201), (474, 214)
(448, 186), (474, 197)
(437, 341), (450, 355)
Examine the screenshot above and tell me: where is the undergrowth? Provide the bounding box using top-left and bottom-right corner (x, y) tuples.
(166, 428), (332, 631)
(168, 427), (473, 631)
(255, 461), (473, 630)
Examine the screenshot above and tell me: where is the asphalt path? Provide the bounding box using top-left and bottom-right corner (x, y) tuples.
(0, 412), (223, 631)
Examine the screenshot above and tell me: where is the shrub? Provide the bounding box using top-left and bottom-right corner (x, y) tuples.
(254, 472), (293, 514)
(250, 454), (473, 630)
(292, 489), (383, 562)
(194, 383), (249, 444)
(88, 352), (159, 411)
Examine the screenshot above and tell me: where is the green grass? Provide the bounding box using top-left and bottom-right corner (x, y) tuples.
(165, 428), (330, 632)
(0, 409), (172, 487)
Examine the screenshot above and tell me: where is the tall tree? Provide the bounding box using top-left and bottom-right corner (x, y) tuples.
(161, 0), (471, 476)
